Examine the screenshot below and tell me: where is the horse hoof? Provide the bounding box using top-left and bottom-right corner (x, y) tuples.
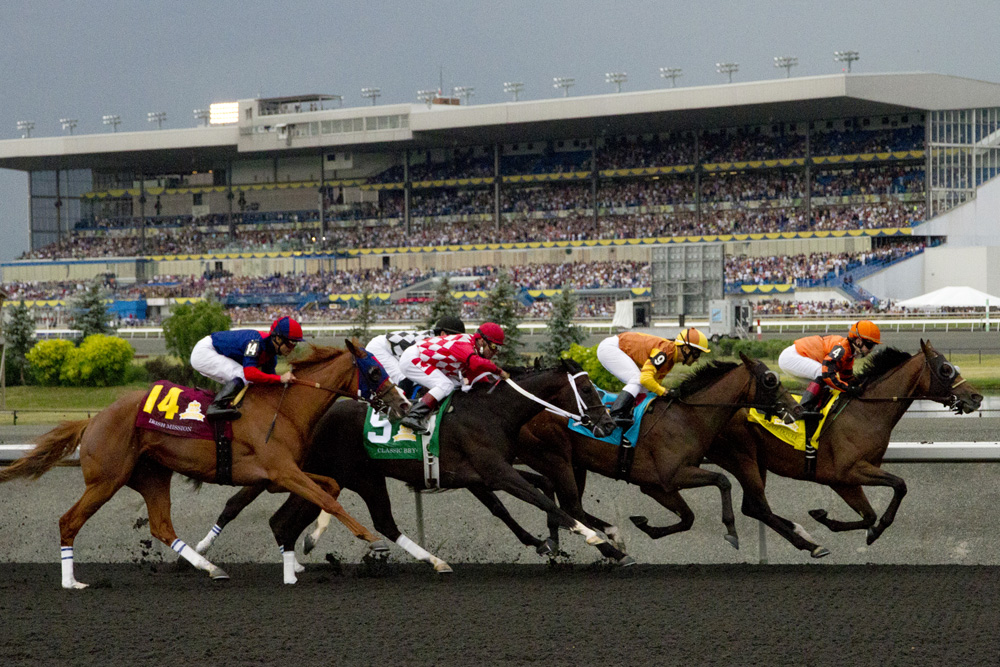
(536, 538), (555, 556)
(617, 555), (637, 567)
(629, 515), (649, 528)
(303, 536), (317, 555)
(210, 566), (230, 581)
(811, 546), (831, 559)
(434, 562), (454, 574)
(369, 539), (390, 554)
(808, 509), (828, 522)
(866, 528), (880, 545)
(724, 534), (740, 550)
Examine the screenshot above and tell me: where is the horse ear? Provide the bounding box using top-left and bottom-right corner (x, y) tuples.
(739, 351), (752, 366)
(920, 339), (931, 356)
(345, 338), (360, 356)
(534, 357), (542, 370)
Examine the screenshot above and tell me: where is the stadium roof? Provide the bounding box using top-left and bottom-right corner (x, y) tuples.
(2, 72), (999, 172)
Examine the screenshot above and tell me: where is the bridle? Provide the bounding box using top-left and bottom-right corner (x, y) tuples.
(290, 355), (398, 415)
(848, 351), (971, 414)
(500, 369), (610, 430)
(669, 359), (789, 419)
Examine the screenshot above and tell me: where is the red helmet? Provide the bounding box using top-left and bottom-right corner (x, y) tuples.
(270, 316), (304, 341)
(476, 322), (505, 346)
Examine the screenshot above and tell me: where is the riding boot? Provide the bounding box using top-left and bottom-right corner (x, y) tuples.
(207, 378), (244, 421)
(399, 394), (439, 435)
(609, 391), (636, 430)
(802, 411), (821, 478)
(797, 381), (824, 415)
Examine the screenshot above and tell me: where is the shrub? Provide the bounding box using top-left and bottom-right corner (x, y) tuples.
(563, 343), (623, 392)
(25, 339), (76, 386)
(63, 335), (135, 386)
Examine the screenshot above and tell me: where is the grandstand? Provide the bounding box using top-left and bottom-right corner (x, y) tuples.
(1, 72), (1000, 326)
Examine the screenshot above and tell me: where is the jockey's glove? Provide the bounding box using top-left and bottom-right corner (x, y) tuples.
(499, 370), (510, 380)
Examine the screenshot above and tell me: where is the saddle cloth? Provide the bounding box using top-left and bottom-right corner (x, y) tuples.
(746, 390), (842, 451)
(566, 389), (657, 447)
(362, 394), (453, 460)
(135, 381), (232, 441)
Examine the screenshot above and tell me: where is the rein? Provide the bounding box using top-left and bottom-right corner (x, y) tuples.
(290, 377), (357, 399)
(503, 370), (600, 422)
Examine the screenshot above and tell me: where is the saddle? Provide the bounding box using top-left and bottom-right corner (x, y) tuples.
(566, 389), (660, 481)
(746, 389), (845, 453)
(135, 381), (236, 485)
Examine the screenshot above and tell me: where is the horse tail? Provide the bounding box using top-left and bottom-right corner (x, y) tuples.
(0, 419), (90, 483)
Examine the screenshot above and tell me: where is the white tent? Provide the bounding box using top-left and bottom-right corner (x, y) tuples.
(897, 285), (1000, 309)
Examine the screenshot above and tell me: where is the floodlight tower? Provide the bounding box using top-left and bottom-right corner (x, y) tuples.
(716, 62), (739, 83)
(553, 77), (575, 97)
(60, 118), (78, 135)
(453, 86), (475, 105)
(361, 87), (381, 105)
(503, 81), (524, 101)
(417, 89), (437, 108)
(659, 67), (682, 87)
(17, 120), (35, 138)
(193, 109), (210, 126)
(147, 111), (167, 129)
(834, 50), (859, 72)
(774, 56), (798, 78)
(102, 114), (121, 132)
(605, 72), (627, 93)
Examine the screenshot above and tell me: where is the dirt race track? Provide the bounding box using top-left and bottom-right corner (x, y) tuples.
(3, 562), (999, 667)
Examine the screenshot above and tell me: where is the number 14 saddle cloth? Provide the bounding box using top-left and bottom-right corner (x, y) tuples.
(135, 381), (233, 441)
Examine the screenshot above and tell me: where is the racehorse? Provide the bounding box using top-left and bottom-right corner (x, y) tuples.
(516, 353), (797, 552)
(707, 340), (983, 557)
(0, 341), (408, 589)
(258, 359), (626, 580)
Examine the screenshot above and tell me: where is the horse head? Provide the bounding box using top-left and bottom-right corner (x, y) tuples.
(919, 340), (983, 415)
(738, 352), (798, 423)
(559, 358), (617, 438)
(503, 359), (616, 438)
(346, 339), (410, 421)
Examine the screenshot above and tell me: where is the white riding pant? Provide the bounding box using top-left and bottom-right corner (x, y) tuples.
(366, 335), (407, 384)
(190, 336), (246, 384)
(597, 335), (642, 398)
(399, 345), (458, 402)
(778, 345), (823, 381)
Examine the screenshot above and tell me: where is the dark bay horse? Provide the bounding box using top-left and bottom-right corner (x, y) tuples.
(707, 340), (983, 558)
(516, 353), (797, 552)
(0, 341), (408, 589)
(260, 359), (624, 580)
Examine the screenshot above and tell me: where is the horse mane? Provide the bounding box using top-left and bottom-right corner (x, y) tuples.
(289, 345), (348, 371)
(675, 360), (739, 398)
(854, 347), (912, 383)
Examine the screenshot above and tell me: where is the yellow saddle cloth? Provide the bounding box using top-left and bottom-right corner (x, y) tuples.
(746, 390), (842, 451)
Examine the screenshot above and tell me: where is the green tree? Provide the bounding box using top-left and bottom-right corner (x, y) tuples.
(426, 275), (460, 329)
(478, 270), (523, 366)
(347, 289), (378, 343)
(162, 299), (231, 382)
(540, 289), (586, 365)
(4, 300), (35, 384)
(70, 282), (114, 339)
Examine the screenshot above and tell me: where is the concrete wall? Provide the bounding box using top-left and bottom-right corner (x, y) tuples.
(859, 252), (926, 301)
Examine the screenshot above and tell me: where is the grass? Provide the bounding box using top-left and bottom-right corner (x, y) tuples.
(0, 384), (147, 425)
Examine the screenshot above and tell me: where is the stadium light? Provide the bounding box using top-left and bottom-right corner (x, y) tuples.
(102, 114), (121, 132)
(659, 67), (682, 88)
(361, 87), (381, 105)
(59, 118), (78, 135)
(605, 72), (627, 93)
(193, 109), (210, 126)
(147, 111), (167, 129)
(716, 62), (739, 83)
(417, 89), (437, 108)
(553, 77), (575, 97)
(503, 81), (524, 102)
(453, 86), (475, 105)
(774, 56), (798, 78)
(17, 120), (34, 138)
(834, 50), (859, 73)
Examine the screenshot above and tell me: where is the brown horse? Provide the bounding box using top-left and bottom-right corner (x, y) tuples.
(0, 341), (408, 589)
(707, 340), (983, 558)
(516, 353), (798, 552)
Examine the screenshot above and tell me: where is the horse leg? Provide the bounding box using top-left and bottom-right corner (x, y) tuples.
(808, 483), (878, 533)
(58, 478), (128, 589)
(196, 481), (269, 554)
(817, 463), (907, 545)
(569, 466), (623, 551)
(303, 511), (333, 555)
(127, 461), (229, 581)
(303, 472), (389, 553)
(630, 466), (739, 549)
(269, 467), (380, 548)
(739, 477), (830, 558)
(467, 483), (552, 555)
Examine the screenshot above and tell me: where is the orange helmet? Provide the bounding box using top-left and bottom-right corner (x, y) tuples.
(849, 320), (880, 345)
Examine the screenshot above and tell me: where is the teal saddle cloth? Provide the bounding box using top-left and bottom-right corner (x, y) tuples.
(567, 388), (658, 447)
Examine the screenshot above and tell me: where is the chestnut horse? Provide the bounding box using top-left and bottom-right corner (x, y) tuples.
(707, 340), (982, 558)
(263, 360), (627, 580)
(516, 354), (797, 552)
(0, 341), (408, 589)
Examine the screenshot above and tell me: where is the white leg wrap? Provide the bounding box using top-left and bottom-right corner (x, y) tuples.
(571, 521), (605, 545)
(282, 549), (298, 585)
(61, 546), (87, 589)
(396, 534), (452, 572)
(195, 524), (222, 554)
(172, 539), (213, 572)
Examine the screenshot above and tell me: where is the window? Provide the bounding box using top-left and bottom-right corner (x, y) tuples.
(193, 193), (203, 205)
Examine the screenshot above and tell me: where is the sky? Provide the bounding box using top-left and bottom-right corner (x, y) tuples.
(2, 0), (1000, 261)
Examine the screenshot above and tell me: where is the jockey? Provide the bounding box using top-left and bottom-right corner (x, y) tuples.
(397, 321), (509, 435)
(190, 315), (304, 420)
(597, 328), (711, 428)
(779, 319), (881, 414)
(365, 315), (467, 397)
